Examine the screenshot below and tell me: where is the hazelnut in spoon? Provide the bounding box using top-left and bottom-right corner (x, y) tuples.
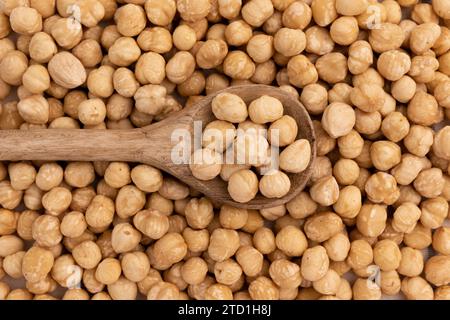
(0, 85), (316, 209)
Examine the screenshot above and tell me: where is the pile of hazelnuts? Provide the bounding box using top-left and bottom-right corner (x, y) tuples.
(0, 0), (449, 301)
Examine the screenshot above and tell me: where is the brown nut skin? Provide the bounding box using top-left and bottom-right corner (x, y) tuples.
(218, 0), (241, 19)
(282, 1), (312, 29)
(114, 4), (146, 37)
(330, 17), (359, 46)
(275, 226), (308, 257)
(274, 28), (305, 58)
(149, 233), (187, 271)
(50, 18), (82, 50)
(347, 239), (373, 270)
(377, 50), (411, 81)
(32, 215), (61, 248)
(324, 233), (351, 263)
(107, 276), (137, 300)
(369, 23), (404, 53)
(223, 51), (256, 80)
(404, 223), (433, 250)
(0, 50), (28, 86)
(407, 91), (441, 127)
(22, 247), (54, 283)
(242, 0), (274, 28)
(166, 51), (196, 84)
(0, 12), (11, 39)
(410, 23), (441, 55)
(145, 0), (176, 26)
(72, 240), (101, 270)
(248, 276), (280, 300)
(373, 240), (402, 272)
(287, 54), (318, 88)
(401, 276), (434, 300)
(351, 84), (386, 113)
(196, 40), (228, 70)
(433, 126), (450, 161)
(236, 245), (263, 277)
(269, 258), (302, 289)
(370, 141), (402, 171)
(111, 223), (141, 254)
(355, 203), (387, 238)
(312, 269), (341, 295)
(301, 84), (328, 115)
(286, 191), (317, 220)
(311, 0), (337, 27)
(365, 172), (400, 205)
(22, 65), (51, 94)
(395, 187), (422, 210)
(177, 0), (211, 23)
(414, 169), (445, 199)
(435, 285), (450, 300)
(304, 212), (344, 243)
(420, 196), (448, 230)
(434, 80), (450, 108)
(404, 125), (434, 157)
(433, 227), (450, 255)
(392, 202), (422, 234)
(348, 40), (373, 75)
(208, 228), (240, 262)
(398, 247), (424, 277)
(336, 0), (368, 16)
(305, 26), (335, 56)
(109, 37), (141, 67)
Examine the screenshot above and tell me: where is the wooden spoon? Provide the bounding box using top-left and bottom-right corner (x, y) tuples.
(0, 85), (316, 209)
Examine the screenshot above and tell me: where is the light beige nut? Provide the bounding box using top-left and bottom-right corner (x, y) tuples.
(48, 52), (86, 89)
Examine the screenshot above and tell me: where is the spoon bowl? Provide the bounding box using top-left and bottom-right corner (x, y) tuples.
(184, 85), (317, 209)
(0, 85), (316, 209)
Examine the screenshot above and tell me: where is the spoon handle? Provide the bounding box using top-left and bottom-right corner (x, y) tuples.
(0, 128), (149, 163)
(0, 111), (195, 171)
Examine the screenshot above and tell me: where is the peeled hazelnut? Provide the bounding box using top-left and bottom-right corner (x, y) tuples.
(48, 52), (86, 89)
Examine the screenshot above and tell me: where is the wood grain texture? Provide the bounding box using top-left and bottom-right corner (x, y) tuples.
(0, 85), (316, 209)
